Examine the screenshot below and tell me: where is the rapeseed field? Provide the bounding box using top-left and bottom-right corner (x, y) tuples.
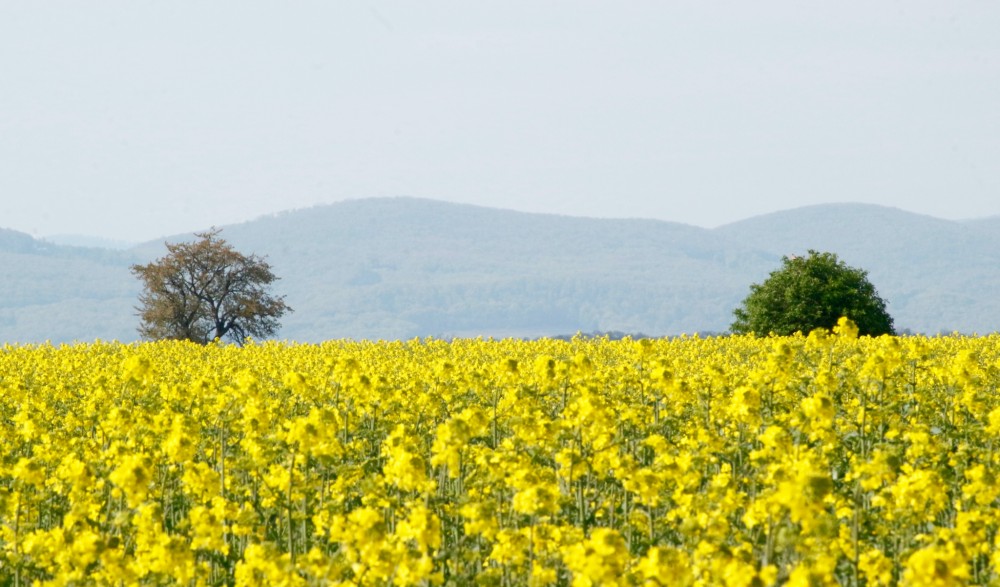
(2, 320), (998, 585)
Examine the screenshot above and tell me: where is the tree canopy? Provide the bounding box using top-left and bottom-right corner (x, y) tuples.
(131, 229), (291, 344)
(731, 250), (895, 336)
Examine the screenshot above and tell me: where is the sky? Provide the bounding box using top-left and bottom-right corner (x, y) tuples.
(1, 1), (998, 242)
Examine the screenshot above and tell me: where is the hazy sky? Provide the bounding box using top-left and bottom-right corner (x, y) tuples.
(2, 1), (998, 242)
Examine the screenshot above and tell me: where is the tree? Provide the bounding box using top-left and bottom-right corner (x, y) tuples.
(131, 229), (291, 344)
(731, 250), (894, 336)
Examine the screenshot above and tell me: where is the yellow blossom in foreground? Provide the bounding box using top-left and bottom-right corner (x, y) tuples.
(1, 333), (1000, 584)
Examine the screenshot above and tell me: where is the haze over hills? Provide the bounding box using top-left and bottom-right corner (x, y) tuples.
(2, 198), (998, 343)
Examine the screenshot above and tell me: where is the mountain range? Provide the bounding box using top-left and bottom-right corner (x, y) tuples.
(2, 197), (998, 343)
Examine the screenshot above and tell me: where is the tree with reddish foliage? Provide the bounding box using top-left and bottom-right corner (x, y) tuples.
(131, 229), (291, 344)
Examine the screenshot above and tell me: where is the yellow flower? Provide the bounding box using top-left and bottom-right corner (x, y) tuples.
(562, 528), (629, 587)
(858, 549), (894, 586)
(163, 413), (199, 463)
(902, 543), (969, 587)
(633, 546), (692, 585)
(395, 502), (442, 551)
(123, 354), (154, 381)
(182, 460), (221, 502)
(12, 457), (47, 488)
(108, 453), (154, 508)
(833, 316), (859, 339)
(382, 424), (433, 493)
(188, 496), (235, 555)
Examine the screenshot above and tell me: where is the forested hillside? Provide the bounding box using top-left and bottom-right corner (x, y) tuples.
(2, 199), (998, 343)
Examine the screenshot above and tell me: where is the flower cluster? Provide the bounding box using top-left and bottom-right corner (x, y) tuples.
(1, 326), (1000, 585)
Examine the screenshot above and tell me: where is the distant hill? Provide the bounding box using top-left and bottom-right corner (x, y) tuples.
(0, 228), (140, 342)
(2, 198), (998, 343)
(716, 203), (1000, 335)
(42, 234), (138, 250)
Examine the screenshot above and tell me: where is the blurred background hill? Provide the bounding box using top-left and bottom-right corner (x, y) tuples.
(2, 198), (998, 343)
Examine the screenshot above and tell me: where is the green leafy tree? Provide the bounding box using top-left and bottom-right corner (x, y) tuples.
(731, 250), (894, 336)
(131, 229), (291, 344)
